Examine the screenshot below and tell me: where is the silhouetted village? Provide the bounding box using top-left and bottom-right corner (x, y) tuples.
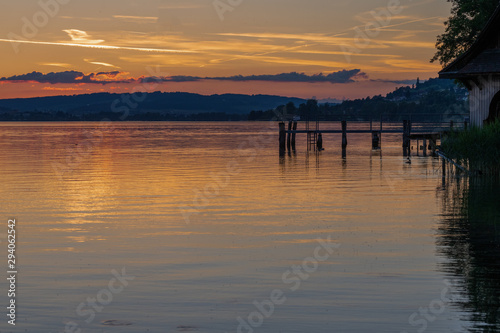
(250, 78), (467, 122)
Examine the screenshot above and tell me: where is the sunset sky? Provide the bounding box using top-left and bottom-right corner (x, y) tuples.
(0, 0), (453, 101)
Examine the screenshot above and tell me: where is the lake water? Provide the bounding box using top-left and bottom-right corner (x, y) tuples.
(0, 122), (498, 333)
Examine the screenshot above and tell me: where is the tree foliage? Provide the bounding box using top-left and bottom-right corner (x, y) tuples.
(431, 0), (499, 66)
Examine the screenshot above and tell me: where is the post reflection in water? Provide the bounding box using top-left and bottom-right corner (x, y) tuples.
(281, 145), (387, 175)
(438, 177), (500, 332)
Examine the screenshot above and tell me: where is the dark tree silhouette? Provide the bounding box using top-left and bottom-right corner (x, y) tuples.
(432, 0), (499, 66)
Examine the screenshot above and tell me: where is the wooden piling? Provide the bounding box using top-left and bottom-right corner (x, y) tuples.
(403, 120), (410, 156)
(279, 122), (286, 154)
(372, 131), (380, 149)
(287, 121), (292, 151)
(430, 136), (438, 156)
(341, 121), (347, 148)
(442, 156), (446, 177)
(317, 133), (323, 151)
(406, 120), (412, 156)
(437, 151), (469, 175)
(423, 138), (427, 157)
(341, 120), (347, 159)
(291, 121), (297, 151)
(402, 120), (406, 152)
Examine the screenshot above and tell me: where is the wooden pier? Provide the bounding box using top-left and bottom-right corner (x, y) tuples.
(279, 118), (468, 157)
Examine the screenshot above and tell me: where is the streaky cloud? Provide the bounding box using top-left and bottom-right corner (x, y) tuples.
(0, 38), (193, 53)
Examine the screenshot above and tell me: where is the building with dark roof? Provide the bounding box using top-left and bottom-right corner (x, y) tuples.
(439, 5), (500, 127)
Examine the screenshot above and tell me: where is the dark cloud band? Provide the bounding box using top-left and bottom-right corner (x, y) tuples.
(0, 71), (131, 85)
(147, 69), (367, 84)
(1, 69), (367, 85)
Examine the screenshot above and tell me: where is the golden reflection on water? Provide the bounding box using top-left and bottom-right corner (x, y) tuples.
(0, 122), (474, 332)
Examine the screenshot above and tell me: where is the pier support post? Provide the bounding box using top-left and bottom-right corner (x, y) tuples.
(403, 120), (409, 156)
(341, 120), (347, 159)
(372, 131), (380, 149)
(287, 121), (292, 152)
(430, 136), (438, 156)
(279, 122), (286, 155)
(291, 121), (297, 151)
(423, 138), (427, 157)
(317, 133), (323, 151)
(403, 120), (412, 156)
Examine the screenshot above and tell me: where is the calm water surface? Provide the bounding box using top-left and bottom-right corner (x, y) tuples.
(0, 122), (498, 332)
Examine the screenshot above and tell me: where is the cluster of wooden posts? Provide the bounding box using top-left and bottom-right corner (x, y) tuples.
(280, 120), (353, 156)
(278, 121), (297, 153)
(279, 119), (457, 157)
(279, 119), (473, 182)
(402, 120), (439, 157)
(437, 151), (469, 178)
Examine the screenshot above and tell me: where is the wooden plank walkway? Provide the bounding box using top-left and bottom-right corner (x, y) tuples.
(286, 129), (447, 134)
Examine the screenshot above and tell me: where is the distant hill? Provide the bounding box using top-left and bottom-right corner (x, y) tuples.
(251, 78), (469, 122)
(0, 79), (469, 121)
(0, 92), (306, 120)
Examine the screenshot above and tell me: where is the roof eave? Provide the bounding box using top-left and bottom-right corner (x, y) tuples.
(438, 72), (460, 79)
